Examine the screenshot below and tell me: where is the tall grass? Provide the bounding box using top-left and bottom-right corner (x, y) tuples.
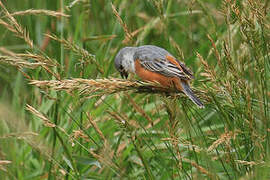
(0, 0), (269, 179)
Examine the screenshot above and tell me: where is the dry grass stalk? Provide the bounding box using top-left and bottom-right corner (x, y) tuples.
(170, 128), (183, 170)
(207, 34), (222, 68)
(167, 10), (203, 17)
(111, 3), (133, 43)
(0, 132), (38, 139)
(0, 47), (60, 68)
(83, 34), (117, 42)
(77, 120), (120, 175)
(9, 9), (70, 18)
(56, 127), (89, 152)
(0, 104), (71, 176)
(18, 52), (60, 67)
(169, 36), (185, 60)
(0, 19), (17, 33)
(234, 160), (264, 166)
(122, 26), (145, 44)
(0, 49), (58, 67)
(197, 52), (216, 82)
(86, 113), (107, 143)
(17, 52), (61, 80)
(0, 52), (60, 80)
(124, 93), (153, 125)
(0, 47), (18, 57)
(207, 130), (237, 152)
(67, 0), (82, 9)
(0, 55), (46, 68)
(72, 130), (90, 142)
(26, 104), (56, 128)
(0, 160), (12, 165)
(107, 111), (127, 126)
(182, 157), (216, 179)
(29, 78), (176, 96)
(0, 1), (33, 48)
(106, 110), (138, 128)
(17, 68), (32, 80)
(148, 0), (164, 18)
(161, 138), (203, 153)
(89, 137), (118, 175)
(164, 100), (183, 169)
(171, 135), (183, 170)
(46, 33), (104, 74)
(0, 160), (12, 172)
(29, 78), (205, 104)
(89, 149), (120, 175)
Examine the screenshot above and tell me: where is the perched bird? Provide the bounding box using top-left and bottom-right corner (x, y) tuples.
(114, 45), (204, 108)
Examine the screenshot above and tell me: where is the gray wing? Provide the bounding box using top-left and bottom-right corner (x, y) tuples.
(134, 45), (193, 80)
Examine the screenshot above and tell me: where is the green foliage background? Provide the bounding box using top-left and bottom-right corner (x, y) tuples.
(0, 0), (269, 179)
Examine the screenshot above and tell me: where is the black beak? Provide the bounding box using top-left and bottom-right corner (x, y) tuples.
(120, 70), (128, 79)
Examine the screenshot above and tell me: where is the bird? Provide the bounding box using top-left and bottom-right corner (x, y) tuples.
(114, 45), (204, 108)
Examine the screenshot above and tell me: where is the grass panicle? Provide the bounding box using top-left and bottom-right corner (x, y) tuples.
(46, 33), (104, 74)
(0, 1), (33, 48)
(0, 0), (269, 179)
(9, 9), (70, 18)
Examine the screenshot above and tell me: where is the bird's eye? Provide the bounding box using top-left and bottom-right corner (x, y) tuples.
(119, 65), (124, 71)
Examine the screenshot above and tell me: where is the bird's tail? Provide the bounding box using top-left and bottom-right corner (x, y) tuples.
(181, 82), (204, 108)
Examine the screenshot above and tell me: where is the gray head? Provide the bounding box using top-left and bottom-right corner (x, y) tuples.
(114, 47), (136, 78)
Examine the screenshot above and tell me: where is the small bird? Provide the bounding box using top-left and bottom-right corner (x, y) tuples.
(114, 45), (204, 108)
